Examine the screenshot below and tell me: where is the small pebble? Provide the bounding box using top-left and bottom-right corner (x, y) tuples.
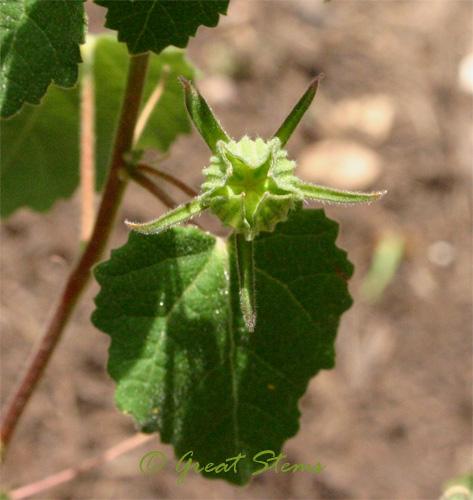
(297, 139), (382, 190)
(427, 241), (457, 267)
(327, 94), (396, 141)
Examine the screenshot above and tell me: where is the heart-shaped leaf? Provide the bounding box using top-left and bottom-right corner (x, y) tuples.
(92, 209), (353, 485)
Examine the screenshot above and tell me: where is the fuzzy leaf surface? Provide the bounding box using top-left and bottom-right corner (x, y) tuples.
(0, 0), (86, 118)
(92, 209), (353, 485)
(94, 0), (229, 55)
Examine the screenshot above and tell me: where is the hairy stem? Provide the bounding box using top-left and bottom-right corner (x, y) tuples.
(0, 53), (150, 453)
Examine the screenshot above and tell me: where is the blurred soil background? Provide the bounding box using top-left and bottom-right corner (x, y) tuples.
(1, 1), (472, 498)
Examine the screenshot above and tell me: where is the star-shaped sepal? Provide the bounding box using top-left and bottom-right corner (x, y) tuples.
(200, 136), (304, 240)
(126, 77), (386, 331)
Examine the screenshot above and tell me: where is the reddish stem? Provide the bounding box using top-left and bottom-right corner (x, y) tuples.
(136, 163), (199, 198)
(10, 433), (155, 499)
(0, 53), (150, 452)
(128, 167), (178, 209)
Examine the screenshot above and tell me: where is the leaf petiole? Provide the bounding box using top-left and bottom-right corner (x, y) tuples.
(0, 52), (151, 452)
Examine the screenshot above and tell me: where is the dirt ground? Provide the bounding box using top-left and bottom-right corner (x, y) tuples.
(1, 1), (472, 498)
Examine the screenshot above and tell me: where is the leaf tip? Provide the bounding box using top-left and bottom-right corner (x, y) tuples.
(310, 73), (324, 91)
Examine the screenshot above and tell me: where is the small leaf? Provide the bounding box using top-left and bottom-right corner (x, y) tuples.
(92, 209), (353, 485)
(443, 471), (473, 493)
(0, 0), (86, 118)
(180, 77), (231, 153)
(94, 0), (230, 55)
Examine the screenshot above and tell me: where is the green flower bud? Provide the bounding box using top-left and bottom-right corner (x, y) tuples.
(200, 136), (303, 240)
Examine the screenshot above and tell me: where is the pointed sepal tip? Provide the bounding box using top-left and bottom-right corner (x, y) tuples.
(273, 74), (324, 148)
(179, 76), (231, 154)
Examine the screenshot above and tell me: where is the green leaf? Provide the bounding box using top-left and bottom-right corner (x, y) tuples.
(0, 0), (86, 118)
(0, 35), (196, 217)
(94, 0), (229, 55)
(359, 231), (405, 304)
(0, 84), (80, 217)
(92, 209), (353, 485)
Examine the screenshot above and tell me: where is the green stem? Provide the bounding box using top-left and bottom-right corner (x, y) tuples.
(0, 53), (150, 454)
(235, 233), (257, 332)
(79, 72), (96, 244)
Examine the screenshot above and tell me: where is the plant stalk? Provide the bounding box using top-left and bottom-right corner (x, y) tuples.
(128, 167), (179, 210)
(136, 163), (199, 198)
(0, 53), (150, 453)
(10, 433), (155, 499)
